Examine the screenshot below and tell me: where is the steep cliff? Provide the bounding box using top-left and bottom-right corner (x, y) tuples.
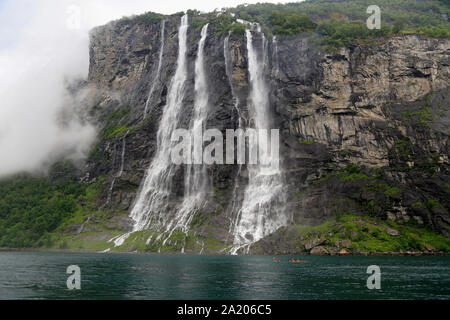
(45, 13), (450, 254)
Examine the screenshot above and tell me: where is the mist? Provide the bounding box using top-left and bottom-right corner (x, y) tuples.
(0, 0), (154, 178)
(0, 0), (95, 178)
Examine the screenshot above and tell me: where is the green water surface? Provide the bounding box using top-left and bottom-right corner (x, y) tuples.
(0, 252), (448, 300)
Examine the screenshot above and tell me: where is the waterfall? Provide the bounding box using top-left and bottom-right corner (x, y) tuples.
(230, 29), (289, 254)
(168, 23), (210, 235)
(236, 19), (262, 33)
(103, 131), (128, 250)
(272, 36), (280, 77)
(118, 130), (128, 177)
(113, 14), (189, 247)
(144, 20), (166, 118)
(224, 34), (244, 237)
(105, 130), (129, 206)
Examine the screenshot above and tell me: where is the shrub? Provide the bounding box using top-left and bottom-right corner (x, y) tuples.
(269, 11), (317, 35)
(0, 176), (86, 248)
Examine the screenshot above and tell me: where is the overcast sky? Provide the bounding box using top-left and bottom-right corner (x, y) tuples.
(0, 0), (300, 178)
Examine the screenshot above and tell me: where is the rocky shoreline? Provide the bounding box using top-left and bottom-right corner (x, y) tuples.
(1, 247), (448, 256)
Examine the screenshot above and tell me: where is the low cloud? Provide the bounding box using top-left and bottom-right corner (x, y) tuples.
(0, 1), (96, 178)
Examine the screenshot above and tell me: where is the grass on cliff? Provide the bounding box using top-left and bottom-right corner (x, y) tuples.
(328, 215), (450, 252)
(112, 229), (228, 253)
(100, 106), (152, 140)
(256, 214), (450, 253)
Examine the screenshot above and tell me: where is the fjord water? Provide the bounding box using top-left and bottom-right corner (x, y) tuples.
(0, 252), (448, 300)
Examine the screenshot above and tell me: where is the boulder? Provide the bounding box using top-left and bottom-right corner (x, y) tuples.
(304, 238), (325, 251)
(310, 246), (329, 255)
(386, 228), (400, 236)
(336, 239), (352, 249)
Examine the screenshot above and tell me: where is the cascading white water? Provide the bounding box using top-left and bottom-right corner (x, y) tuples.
(113, 15), (189, 246)
(144, 20), (166, 118)
(230, 29), (289, 254)
(168, 23), (210, 235)
(236, 19), (261, 33)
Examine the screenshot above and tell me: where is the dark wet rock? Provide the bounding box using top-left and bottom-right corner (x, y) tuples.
(304, 238), (326, 251)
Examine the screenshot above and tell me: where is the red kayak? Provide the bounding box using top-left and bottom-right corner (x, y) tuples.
(289, 259), (307, 263)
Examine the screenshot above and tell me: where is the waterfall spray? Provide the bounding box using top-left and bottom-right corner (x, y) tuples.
(169, 23), (211, 235)
(230, 29), (289, 254)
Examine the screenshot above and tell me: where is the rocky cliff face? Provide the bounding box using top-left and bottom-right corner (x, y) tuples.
(81, 15), (449, 254)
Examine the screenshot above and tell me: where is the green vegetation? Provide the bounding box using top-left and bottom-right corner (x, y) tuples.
(256, 214), (450, 253)
(392, 139), (413, 158)
(316, 19), (392, 50)
(0, 176), (86, 247)
(310, 162), (449, 224)
(401, 103), (434, 126)
(102, 125), (130, 140)
(269, 11), (317, 35)
(0, 164), (226, 253)
(191, 13), (247, 37)
(49, 230), (119, 252)
(383, 185), (402, 197)
(106, 108), (131, 121)
(112, 228), (229, 253)
(336, 164), (374, 182)
(228, 0), (449, 31)
(0, 162), (111, 249)
(328, 214), (450, 252)
(100, 106), (151, 140)
(88, 142), (103, 162)
(136, 12), (165, 23)
(229, 23), (247, 37)
(190, 210), (208, 228)
(115, 0), (449, 51)
(416, 26), (450, 38)
(225, 0), (450, 49)
(118, 11), (164, 24)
